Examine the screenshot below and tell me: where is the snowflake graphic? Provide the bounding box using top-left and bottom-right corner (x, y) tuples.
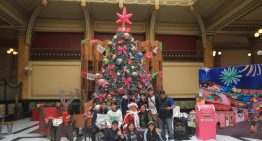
(219, 67), (242, 86)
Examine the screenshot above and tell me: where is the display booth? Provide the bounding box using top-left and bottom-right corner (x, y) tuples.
(198, 64), (262, 129)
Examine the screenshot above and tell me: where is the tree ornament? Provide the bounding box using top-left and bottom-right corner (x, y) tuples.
(118, 87), (125, 94)
(131, 38), (134, 42)
(137, 52), (143, 59)
(98, 79), (106, 87)
(108, 41), (112, 45)
(132, 71), (138, 77)
(117, 72), (121, 76)
(114, 35), (117, 39)
(124, 33), (130, 39)
(115, 7), (133, 27)
(116, 58), (123, 65)
(124, 69), (130, 74)
(131, 66), (135, 69)
(103, 58), (109, 65)
(131, 46), (136, 51)
(113, 54), (116, 59)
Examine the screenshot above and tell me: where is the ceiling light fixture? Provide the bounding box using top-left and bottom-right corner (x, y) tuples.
(248, 53), (252, 57)
(155, 0), (160, 10)
(258, 29), (262, 34)
(42, 0), (48, 6)
(218, 51), (222, 56)
(254, 32), (259, 37)
(119, 0), (124, 9)
(213, 51), (216, 57)
(6, 48), (18, 55)
(81, 0), (87, 7)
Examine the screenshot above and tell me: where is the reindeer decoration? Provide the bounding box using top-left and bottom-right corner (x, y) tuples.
(53, 90), (75, 141)
(72, 88), (94, 140)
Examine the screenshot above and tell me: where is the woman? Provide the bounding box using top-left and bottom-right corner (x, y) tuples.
(124, 122), (142, 141)
(144, 121), (162, 141)
(139, 104), (152, 132)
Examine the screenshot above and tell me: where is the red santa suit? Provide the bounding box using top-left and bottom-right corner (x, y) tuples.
(123, 102), (140, 131)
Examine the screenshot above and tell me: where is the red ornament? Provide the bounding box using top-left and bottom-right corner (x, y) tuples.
(137, 83), (142, 89)
(118, 88), (125, 94)
(91, 39), (98, 45)
(118, 39), (123, 44)
(81, 71), (87, 78)
(110, 91), (115, 96)
(146, 51), (153, 59)
(128, 59), (132, 64)
(124, 33), (130, 39)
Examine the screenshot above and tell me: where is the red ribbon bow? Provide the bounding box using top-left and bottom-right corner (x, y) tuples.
(140, 74), (146, 84)
(97, 93), (106, 103)
(122, 77), (132, 88)
(118, 46), (127, 55)
(106, 65), (115, 76)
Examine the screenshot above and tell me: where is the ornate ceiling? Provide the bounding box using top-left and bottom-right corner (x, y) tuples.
(0, 0), (261, 46)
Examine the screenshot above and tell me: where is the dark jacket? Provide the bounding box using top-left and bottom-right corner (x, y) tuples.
(103, 128), (125, 141)
(144, 129), (162, 141)
(158, 97), (173, 118)
(125, 130), (143, 141)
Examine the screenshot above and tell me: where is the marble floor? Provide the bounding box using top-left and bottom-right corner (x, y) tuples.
(0, 118), (261, 141)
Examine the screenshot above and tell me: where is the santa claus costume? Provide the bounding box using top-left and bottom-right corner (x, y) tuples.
(123, 102), (140, 132)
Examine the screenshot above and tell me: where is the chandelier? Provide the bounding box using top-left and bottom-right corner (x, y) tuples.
(254, 28), (262, 38)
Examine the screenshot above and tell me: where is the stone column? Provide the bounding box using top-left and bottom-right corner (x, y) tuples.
(203, 36), (214, 68)
(17, 29), (29, 99)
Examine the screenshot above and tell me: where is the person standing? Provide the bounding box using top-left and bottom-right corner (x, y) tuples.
(147, 88), (159, 127)
(157, 90), (175, 140)
(139, 104), (152, 132)
(91, 102), (108, 141)
(123, 102), (140, 132)
(124, 122), (143, 141)
(107, 101), (123, 128)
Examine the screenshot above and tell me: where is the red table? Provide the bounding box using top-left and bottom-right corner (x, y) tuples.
(38, 107), (61, 136)
(31, 108), (40, 121)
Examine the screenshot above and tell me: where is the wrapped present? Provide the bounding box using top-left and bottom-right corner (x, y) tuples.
(52, 118), (63, 126)
(250, 90), (257, 94)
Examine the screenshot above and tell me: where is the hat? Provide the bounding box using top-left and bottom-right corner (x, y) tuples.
(112, 120), (118, 125)
(148, 121), (154, 125)
(128, 102), (138, 108)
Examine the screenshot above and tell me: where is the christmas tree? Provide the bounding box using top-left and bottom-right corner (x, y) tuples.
(96, 7), (153, 101)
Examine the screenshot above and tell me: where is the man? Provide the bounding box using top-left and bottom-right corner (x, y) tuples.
(106, 101), (123, 128)
(103, 120), (125, 141)
(91, 101), (108, 141)
(157, 90), (175, 140)
(147, 88), (159, 127)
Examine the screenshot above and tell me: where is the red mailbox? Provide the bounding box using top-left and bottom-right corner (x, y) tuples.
(195, 104), (216, 140)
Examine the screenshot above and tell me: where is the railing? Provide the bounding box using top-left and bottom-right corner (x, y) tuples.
(0, 79), (22, 102)
(162, 50), (203, 62)
(30, 48), (81, 60)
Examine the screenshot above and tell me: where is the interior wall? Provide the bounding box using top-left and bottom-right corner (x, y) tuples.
(163, 62), (203, 98)
(28, 61), (81, 99)
(220, 50), (251, 67)
(0, 51), (18, 83)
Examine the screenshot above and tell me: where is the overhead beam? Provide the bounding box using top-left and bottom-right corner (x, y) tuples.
(189, 6), (206, 44)
(0, 0), (27, 26)
(26, 5), (44, 45)
(207, 0), (262, 32)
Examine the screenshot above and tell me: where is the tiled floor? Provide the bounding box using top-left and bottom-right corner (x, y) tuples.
(0, 118), (261, 141)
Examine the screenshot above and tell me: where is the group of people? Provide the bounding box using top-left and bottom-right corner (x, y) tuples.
(90, 88), (175, 141)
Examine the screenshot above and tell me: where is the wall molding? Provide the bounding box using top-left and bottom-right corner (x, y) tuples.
(33, 19), (85, 32)
(155, 23), (200, 35)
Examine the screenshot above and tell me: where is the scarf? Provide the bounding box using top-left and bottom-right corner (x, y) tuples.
(128, 110), (140, 128)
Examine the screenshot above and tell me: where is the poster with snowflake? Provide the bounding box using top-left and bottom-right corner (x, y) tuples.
(198, 64), (262, 113)
(199, 64), (262, 90)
